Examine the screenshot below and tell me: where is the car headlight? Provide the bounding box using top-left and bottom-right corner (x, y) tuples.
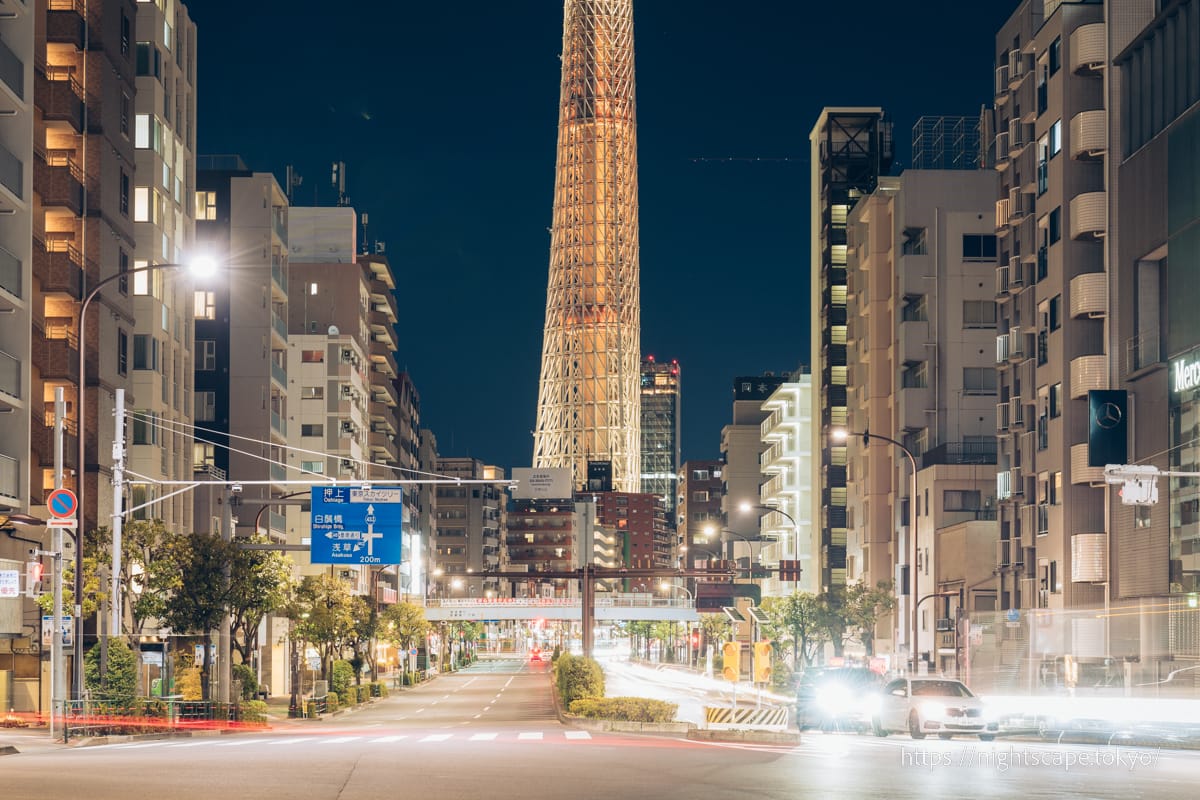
(816, 686), (852, 714)
(859, 694), (881, 716)
(921, 702), (946, 719)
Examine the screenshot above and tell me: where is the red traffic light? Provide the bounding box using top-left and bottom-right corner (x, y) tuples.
(690, 631), (700, 648)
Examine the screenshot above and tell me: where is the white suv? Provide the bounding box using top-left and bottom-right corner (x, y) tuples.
(873, 677), (998, 741)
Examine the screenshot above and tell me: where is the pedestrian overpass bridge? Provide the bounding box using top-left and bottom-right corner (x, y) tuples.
(421, 596), (698, 623)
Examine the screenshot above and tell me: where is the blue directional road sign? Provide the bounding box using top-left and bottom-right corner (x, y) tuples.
(310, 486), (402, 565)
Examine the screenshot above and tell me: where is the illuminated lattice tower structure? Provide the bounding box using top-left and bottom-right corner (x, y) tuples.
(533, 0), (641, 492)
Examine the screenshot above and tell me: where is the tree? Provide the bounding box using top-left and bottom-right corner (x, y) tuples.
(761, 593), (830, 668)
(698, 613), (733, 652)
(818, 585), (851, 658)
(228, 540), (292, 666)
(844, 580), (897, 657)
(287, 574), (358, 683)
(84, 637), (137, 705)
(380, 601), (431, 654)
(141, 532), (234, 699)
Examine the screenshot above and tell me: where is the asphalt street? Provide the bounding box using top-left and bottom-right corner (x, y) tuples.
(2, 657), (1197, 800)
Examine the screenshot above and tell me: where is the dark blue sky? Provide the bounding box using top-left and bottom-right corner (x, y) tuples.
(191, 1), (1014, 471)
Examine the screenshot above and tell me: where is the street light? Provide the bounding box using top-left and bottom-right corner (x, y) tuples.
(738, 500), (802, 589)
(832, 426), (919, 673)
(658, 582), (695, 667)
(73, 256), (219, 699)
(702, 523), (758, 565)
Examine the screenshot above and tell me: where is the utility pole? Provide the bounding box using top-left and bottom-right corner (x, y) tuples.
(110, 389), (125, 638)
(218, 486), (234, 705)
(51, 388), (66, 740)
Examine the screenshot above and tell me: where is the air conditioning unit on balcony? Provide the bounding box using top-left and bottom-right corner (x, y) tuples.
(936, 618), (955, 632)
(340, 420), (355, 436)
(341, 384), (354, 397)
(339, 458), (355, 473)
(340, 348), (354, 363)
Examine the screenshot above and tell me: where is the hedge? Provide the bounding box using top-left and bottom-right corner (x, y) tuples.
(239, 700), (268, 724)
(555, 652), (604, 706)
(357, 684), (371, 704)
(567, 697), (678, 723)
(326, 691), (339, 712)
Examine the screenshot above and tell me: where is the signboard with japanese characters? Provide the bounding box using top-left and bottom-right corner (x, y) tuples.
(310, 486), (402, 565)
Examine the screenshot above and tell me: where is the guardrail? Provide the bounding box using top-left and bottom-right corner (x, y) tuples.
(60, 698), (256, 740)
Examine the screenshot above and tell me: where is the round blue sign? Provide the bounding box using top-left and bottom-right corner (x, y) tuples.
(1006, 608), (1020, 623)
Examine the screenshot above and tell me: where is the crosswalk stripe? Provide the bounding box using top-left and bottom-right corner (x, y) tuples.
(517, 732), (543, 741)
(419, 734), (452, 742)
(469, 733), (498, 741)
(564, 731), (591, 740)
(369, 735), (408, 743)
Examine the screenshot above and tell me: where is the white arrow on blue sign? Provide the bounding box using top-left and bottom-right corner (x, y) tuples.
(310, 486), (402, 565)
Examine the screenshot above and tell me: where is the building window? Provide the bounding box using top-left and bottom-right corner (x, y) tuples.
(120, 171), (130, 216)
(195, 190), (217, 221)
(301, 424), (324, 437)
(963, 300), (997, 328)
(1037, 135), (1049, 195)
(301, 460), (325, 474)
(133, 186), (150, 222)
(1049, 295), (1061, 331)
(902, 362), (928, 389)
(1050, 471), (1062, 505)
(944, 490), (982, 511)
(121, 12), (131, 56)
(692, 469), (709, 480)
(132, 412), (159, 445)
(132, 334), (159, 371)
(1048, 37), (1061, 76)
(1049, 207), (1061, 244)
(692, 490), (709, 502)
(196, 391), (216, 422)
(963, 367), (997, 395)
(962, 234), (997, 260)
(1049, 119), (1062, 156)
(118, 249), (129, 295)
(302, 386), (324, 400)
(901, 295), (928, 322)
(197, 340), (216, 371)
(301, 349), (324, 363)
(117, 329), (128, 376)
(193, 290), (216, 320)
(121, 92), (131, 137)
(1049, 382), (1063, 418)
(193, 442), (215, 472)
(902, 227), (927, 255)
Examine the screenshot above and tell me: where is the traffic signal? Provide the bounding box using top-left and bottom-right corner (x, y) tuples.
(721, 641), (740, 682)
(26, 560), (44, 598)
(778, 560), (802, 582)
(690, 630), (701, 650)
(753, 640), (772, 683)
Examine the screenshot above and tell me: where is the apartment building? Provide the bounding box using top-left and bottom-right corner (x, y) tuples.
(810, 108), (894, 593)
(720, 374), (785, 562)
(432, 457), (506, 598)
(127, 0), (197, 533)
(845, 164), (1001, 669)
(677, 459), (723, 570)
(758, 375), (817, 597)
(640, 355), (681, 523)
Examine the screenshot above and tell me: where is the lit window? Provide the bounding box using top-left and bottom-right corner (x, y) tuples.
(133, 186), (150, 222)
(135, 114), (150, 148)
(194, 190), (217, 221)
(310, 282), (318, 295)
(193, 290), (216, 320)
(132, 259), (149, 295)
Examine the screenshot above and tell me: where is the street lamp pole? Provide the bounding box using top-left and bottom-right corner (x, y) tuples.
(833, 427), (919, 674)
(739, 501), (802, 591)
(73, 258), (216, 699)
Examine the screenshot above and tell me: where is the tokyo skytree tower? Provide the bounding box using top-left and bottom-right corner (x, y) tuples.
(533, 0), (641, 492)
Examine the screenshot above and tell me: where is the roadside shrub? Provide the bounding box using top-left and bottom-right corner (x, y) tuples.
(239, 700), (268, 724)
(233, 663), (259, 700)
(305, 701), (317, 718)
(357, 684), (371, 704)
(331, 660), (354, 697)
(555, 653), (605, 706)
(551, 645), (562, 663)
(326, 691), (339, 712)
(568, 697), (678, 723)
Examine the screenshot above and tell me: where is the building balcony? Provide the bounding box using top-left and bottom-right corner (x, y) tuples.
(1070, 272), (1107, 319)
(32, 320), (79, 382)
(375, 585), (398, 606)
(270, 310), (287, 343)
(34, 149), (84, 215)
(992, 132), (1010, 167)
(270, 256), (288, 297)
(1008, 119), (1033, 154)
(270, 409), (287, 438)
(996, 401), (1010, 432)
(270, 359), (287, 389)
(995, 197), (1010, 231)
(994, 64), (1010, 99)
(1069, 354), (1107, 399)
(0, 453), (19, 507)
(1071, 110), (1107, 160)
(31, 415), (78, 471)
(1124, 329), (1163, 375)
(0, 245), (19, 301)
(0, 37), (21, 107)
(46, 1), (87, 49)
(33, 238), (84, 298)
(370, 429), (399, 462)
(920, 440), (997, 468)
(1070, 443), (1105, 485)
(1070, 192), (1106, 239)
(1007, 49), (1031, 86)
(1071, 533), (1107, 582)
(1071, 24), (1106, 74)
(35, 69), (84, 133)
(0, 349), (19, 405)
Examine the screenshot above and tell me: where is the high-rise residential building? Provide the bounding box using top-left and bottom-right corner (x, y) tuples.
(677, 459), (724, 571)
(395, 371), (429, 598)
(757, 375), (816, 597)
(810, 108), (894, 593)
(533, 0), (641, 493)
(589, 491), (671, 586)
(192, 158), (290, 539)
(1110, 0), (1200, 684)
(416, 427), (440, 596)
(720, 375), (785, 560)
(432, 457), (506, 598)
(988, 0), (1108, 643)
(29, 0), (140, 536)
(0, 5), (33, 523)
(640, 355), (681, 521)
(845, 166), (1000, 670)
(127, 0), (197, 534)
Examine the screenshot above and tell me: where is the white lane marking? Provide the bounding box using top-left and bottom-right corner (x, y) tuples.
(214, 739), (255, 747)
(473, 714), (482, 719)
(564, 731), (591, 740)
(167, 741), (212, 748)
(369, 735), (408, 743)
(361, 723), (383, 729)
(504, 677), (515, 688)
(419, 734), (452, 743)
(518, 732), (543, 741)
(110, 742), (171, 750)
(322, 736), (361, 744)
(462, 678), (477, 688)
(415, 708), (425, 713)
(442, 694), (451, 700)
(268, 737), (316, 745)
(469, 733), (498, 741)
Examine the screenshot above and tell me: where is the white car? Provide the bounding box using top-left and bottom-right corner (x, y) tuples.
(873, 677), (998, 741)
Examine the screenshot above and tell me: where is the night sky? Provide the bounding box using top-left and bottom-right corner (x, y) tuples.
(190, 1), (1014, 472)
